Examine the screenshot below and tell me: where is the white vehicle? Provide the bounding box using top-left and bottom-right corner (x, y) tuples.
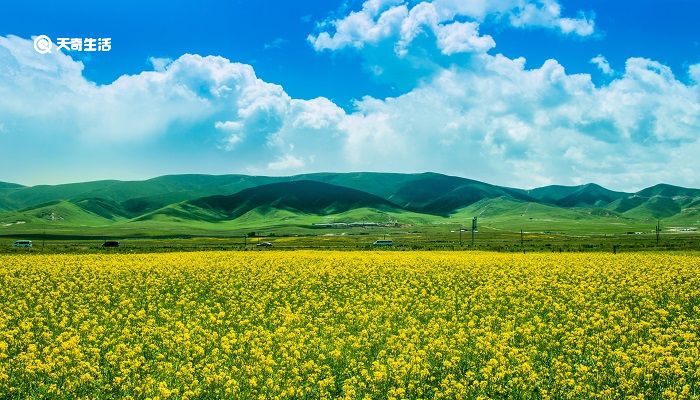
(13, 240), (32, 248)
(256, 241), (273, 247)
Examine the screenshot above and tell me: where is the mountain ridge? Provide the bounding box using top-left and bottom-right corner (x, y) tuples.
(1, 173), (698, 234)
(139, 180), (405, 222)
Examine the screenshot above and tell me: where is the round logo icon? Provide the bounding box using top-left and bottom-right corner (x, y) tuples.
(33, 35), (53, 54)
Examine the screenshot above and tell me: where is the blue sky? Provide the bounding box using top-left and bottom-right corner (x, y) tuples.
(0, 0), (699, 190)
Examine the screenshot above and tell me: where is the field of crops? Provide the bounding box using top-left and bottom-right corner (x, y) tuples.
(1, 251), (699, 399)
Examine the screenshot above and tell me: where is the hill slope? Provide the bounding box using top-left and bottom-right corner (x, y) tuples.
(529, 183), (628, 207)
(139, 180), (405, 222)
(0, 175), (285, 213)
(301, 172), (534, 215)
(0, 181), (24, 190)
(2, 174), (699, 235)
(0, 200), (120, 227)
(607, 184), (700, 220)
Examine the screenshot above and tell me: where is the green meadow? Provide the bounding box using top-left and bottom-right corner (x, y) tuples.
(1, 173), (698, 252)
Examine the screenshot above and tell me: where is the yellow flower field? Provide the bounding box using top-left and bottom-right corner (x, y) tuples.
(1, 251), (699, 399)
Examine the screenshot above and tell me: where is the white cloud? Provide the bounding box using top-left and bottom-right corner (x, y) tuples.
(556, 16), (595, 36)
(689, 63), (700, 83)
(0, 35), (297, 144)
(590, 54), (613, 75)
(509, 0), (594, 36)
(214, 121), (245, 149)
(309, 2), (408, 51)
(325, 54), (700, 189)
(309, 0), (595, 54)
(289, 97), (345, 130)
(267, 154), (305, 170)
(148, 56), (173, 72)
(434, 21), (495, 55)
(1, 34), (700, 190)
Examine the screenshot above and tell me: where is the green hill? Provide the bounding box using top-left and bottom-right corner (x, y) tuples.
(0, 181), (24, 211)
(302, 172), (533, 215)
(528, 183), (628, 207)
(71, 198), (133, 220)
(193, 180), (402, 217)
(0, 181), (24, 190)
(1, 180), (122, 209)
(142, 180), (405, 222)
(0, 175), (284, 212)
(636, 183), (700, 198)
(0, 198), (13, 212)
(621, 196), (682, 219)
(528, 185), (585, 203)
(606, 184), (700, 220)
(0, 200), (119, 227)
(1, 173), (699, 237)
(295, 172), (428, 200)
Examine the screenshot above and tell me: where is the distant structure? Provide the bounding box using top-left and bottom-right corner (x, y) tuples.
(102, 241), (120, 248)
(372, 240), (393, 247)
(13, 240), (32, 248)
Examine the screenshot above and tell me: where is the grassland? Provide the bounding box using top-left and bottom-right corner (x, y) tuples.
(1, 251), (699, 399)
(1, 173), (698, 252)
(1, 209), (697, 254)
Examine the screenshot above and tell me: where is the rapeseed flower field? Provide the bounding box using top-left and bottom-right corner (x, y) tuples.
(0, 251), (699, 399)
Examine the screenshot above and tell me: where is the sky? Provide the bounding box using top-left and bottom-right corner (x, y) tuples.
(0, 0), (698, 191)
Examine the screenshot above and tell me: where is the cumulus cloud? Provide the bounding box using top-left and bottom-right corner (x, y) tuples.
(148, 56), (173, 72)
(508, 0), (594, 36)
(0, 35), (298, 145)
(1, 34), (700, 190)
(689, 63), (700, 83)
(309, 0), (594, 55)
(331, 55), (700, 189)
(267, 154), (305, 170)
(590, 54), (613, 75)
(309, 1), (409, 51)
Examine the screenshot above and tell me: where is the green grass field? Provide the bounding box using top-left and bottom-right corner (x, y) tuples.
(1, 173), (698, 252)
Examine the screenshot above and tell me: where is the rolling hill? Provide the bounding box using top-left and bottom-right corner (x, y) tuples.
(607, 184), (700, 220)
(0, 175), (284, 213)
(1, 200), (120, 227)
(636, 183), (700, 198)
(301, 172), (534, 215)
(1, 173), (699, 237)
(0, 181), (23, 190)
(139, 180), (405, 222)
(0, 181), (24, 211)
(529, 183), (628, 207)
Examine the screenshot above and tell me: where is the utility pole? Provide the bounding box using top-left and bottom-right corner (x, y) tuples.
(243, 233), (247, 250)
(521, 229), (524, 253)
(459, 225), (463, 247)
(656, 220), (660, 247)
(471, 217), (477, 247)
